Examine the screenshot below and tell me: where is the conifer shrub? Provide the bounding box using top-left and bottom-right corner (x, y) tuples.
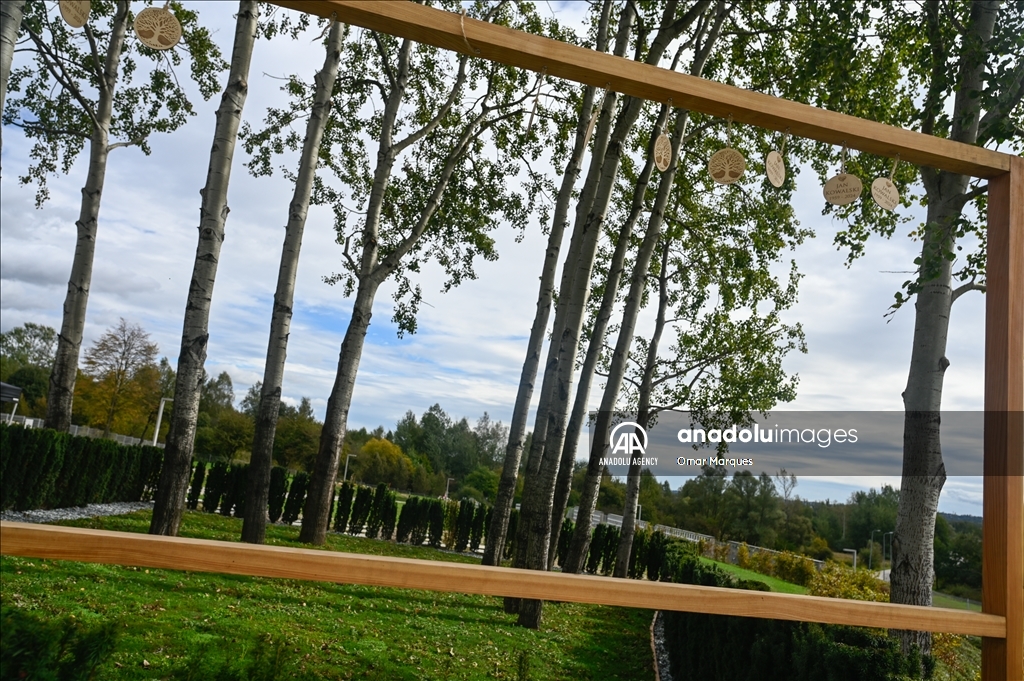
(187, 462), (207, 510)
(348, 485), (374, 536)
(203, 462), (228, 513)
(333, 481), (354, 532)
(267, 466), (288, 523)
(281, 471), (308, 525)
(454, 500), (475, 552)
(428, 498), (445, 548)
(396, 496), (418, 543)
(380, 489), (398, 541)
(469, 503), (487, 553)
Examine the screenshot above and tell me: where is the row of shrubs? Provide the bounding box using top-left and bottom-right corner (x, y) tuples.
(0, 423), (163, 512)
(555, 521), (673, 581)
(660, 542), (934, 680)
(735, 543), (818, 587)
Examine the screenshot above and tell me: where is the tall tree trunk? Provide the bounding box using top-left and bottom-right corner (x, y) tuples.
(547, 101), (672, 569)
(299, 50), (482, 545)
(614, 239), (670, 577)
(0, 0), (25, 158)
(483, 0), (617, 571)
(890, 0), (997, 658)
(241, 21), (344, 545)
(149, 1), (259, 536)
(44, 1), (130, 432)
(515, 6), (712, 630)
(563, 108), (690, 576)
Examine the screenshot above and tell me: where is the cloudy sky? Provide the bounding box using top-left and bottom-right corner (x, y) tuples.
(0, 2), (988, 514)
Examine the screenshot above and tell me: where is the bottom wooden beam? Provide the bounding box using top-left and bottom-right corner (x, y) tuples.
(0, 522), (1005, 638)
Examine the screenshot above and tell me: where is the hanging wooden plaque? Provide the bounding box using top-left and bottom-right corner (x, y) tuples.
(823, 173), (863, 206)
(871, 177), (900, 211)
(134, 6), (182, 50)
(708, 147), (745, 185)
(654, 133), (672, 172)
(59, 0), (90, 28)
(765, 150), (785, 188)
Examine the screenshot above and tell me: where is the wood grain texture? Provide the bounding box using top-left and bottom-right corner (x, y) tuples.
(269, 0), (1012, 178)
(982, 156), (1024, 681)
(0, 522), (1006, 638)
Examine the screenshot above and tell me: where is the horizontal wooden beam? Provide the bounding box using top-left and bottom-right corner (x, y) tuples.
(0, 522), (1005, 638)
(270, 0), (1013, 178)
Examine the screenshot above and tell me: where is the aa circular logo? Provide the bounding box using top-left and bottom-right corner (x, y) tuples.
(610, 421), (648, 455)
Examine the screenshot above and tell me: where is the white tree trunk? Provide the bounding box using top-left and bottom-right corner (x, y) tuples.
(242, 21), (344, 545)
(614, 240), (670, 577)
(563, 109), (690, 575)
(0, 0), (25, 157)
(149, 1), (259, 537)
(547, 103), (670, 568)
(44, 1), (130, 432)
(890, 0), (998, 659)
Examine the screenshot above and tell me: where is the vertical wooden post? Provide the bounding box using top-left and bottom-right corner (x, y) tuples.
(982, 154), (1023, 681)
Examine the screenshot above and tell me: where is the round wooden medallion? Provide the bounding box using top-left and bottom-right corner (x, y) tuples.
(871, 177), (900, 211)
(708, 147), (745, 185)
(654, 133), (673, 172)
(765, 150), (785, 188)
(134, 6), (182, 50)
(59, 0), (90, 28)
(823, 173), (863, 206)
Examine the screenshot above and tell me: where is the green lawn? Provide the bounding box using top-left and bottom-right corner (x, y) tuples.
(700, 558), (809, 594)
(932, 591), (982, 612)
(1, 511), (653, 680)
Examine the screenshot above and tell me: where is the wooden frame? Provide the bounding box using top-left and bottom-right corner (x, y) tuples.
(1, 2), (1019, 677)
(0, 522), (1006, 638)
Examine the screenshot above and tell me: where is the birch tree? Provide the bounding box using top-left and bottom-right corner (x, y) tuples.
(0, 0), (25, 156)
(512, 0), (715, 629)
(3, 1), (222, 434)
(483, 0), (616, 568)
(297, 2), (544, 546)
(150, 1), (259, 537)
(235, 20), (345, 545)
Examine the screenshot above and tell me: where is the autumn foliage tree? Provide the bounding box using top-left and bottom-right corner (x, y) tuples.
(77, 318), (157, 437)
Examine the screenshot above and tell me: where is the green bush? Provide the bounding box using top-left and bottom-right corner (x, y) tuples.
(628, 525), (651, 579)
(268, 466), (288, 523)
(281, 472), (308, 525)
(348, 485), (374, 535)
(333, 480), (354, 532)
(187, 462), (206, 510)
(380, 489), (398, 541)
(469, 503), (487, 553)
(503, 508), (518, 560)
(586, 524), (607, 574)
(0, 606), (119, 681)
(396, 496), (418, 543)
(428, 498), (445, 548)
(365, 483), (390, 539)
(454, 500), (475, 552)
(774, 551), (817, 587)
(203, 462), (229, 513)
(661, 550), (931, 681)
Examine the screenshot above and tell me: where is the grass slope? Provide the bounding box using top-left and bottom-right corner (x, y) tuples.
(700, 558), (809, 594)
(1, 511), (653, 680)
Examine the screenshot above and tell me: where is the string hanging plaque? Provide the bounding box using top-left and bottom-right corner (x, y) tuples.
(653, 99), (673, 172)
(134, 2), (182, 50)
(708, 115), (745, 184)
(59, 0), (90, 28)
(823, 145), (863, 206)
(871, 155), (901, 211)
(765, 129), (788, 188)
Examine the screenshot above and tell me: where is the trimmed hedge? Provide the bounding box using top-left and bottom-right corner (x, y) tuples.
(661, 544), (932, 681)
(281, 472), (308, 525)
(333, 481), (354, 532)
(187, 462), (206, 510)
(203, 462), (229, 513)
(0, 424), (163, 511)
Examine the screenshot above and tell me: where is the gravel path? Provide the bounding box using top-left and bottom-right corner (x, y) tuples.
(652, 611), (673, 681)
(1, 501), (154, 524)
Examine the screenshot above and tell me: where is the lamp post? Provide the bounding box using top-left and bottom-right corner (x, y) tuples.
(869, 529), (881, 570)
(843, 548), (858, 570)
(343, 454), (356, 482)
(444, 477), (455, 499)
(152, 397), (172, 446)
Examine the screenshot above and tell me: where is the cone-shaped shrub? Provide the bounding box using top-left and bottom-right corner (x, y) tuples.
(396, 496), (418, 543)
(281, 472), (308, 525)
(454, 500), (474, 552)
(469, 503), (486, 553)
(380, 490), (398, 541)
(267, 467), (288, 523)
(203, 462), (229, 513)
(334, 481), (354, 533)
(348, 485), (374, 536)
(428, 499), (445, 548)
(187, 463), (207, 510)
